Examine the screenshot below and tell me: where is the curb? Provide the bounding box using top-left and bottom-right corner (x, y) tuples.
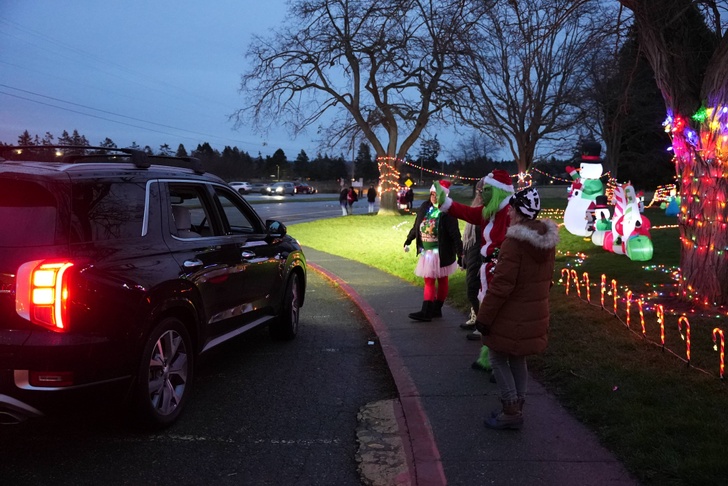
(309, 262), (447, 486)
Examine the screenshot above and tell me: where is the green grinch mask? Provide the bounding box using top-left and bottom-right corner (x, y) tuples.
(481, 185), (493, 206)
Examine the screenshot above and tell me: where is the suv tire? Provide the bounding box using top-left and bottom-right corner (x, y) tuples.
(133, 317), (193, 428)
(270, 273), (300, 341)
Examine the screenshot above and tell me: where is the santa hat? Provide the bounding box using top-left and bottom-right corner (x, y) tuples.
(482, 170), (514, 193)
(430, 180), (451, 194)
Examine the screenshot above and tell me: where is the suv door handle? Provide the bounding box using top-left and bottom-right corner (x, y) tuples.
(183, 259), (203, 268)
(241, 251), (256, 259)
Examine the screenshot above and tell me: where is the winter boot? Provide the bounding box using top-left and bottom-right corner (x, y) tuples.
(460, 308), (477, 330)
(491, 397), (523, 418)
(409, 301), (433, 322)
(432, 300), (444, 318)
(484, 400), (523, 430)
(471, 346), (492, 372)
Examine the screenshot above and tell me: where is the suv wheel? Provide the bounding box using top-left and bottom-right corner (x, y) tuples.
(133, 317), (193, 427)
(270, 273), (300, 341)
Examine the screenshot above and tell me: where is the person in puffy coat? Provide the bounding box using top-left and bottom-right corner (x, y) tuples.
(475, 187), (559, 430)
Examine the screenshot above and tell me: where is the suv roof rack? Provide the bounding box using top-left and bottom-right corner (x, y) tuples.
(0, 145), (204, 174)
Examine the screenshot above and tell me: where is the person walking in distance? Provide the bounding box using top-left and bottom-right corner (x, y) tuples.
(367, 185), (377, 214)
(346, 186), (358, 215)
(476, 187), (558, 430)
(339, 186), (349, 216)
(404, 180), (463, 322)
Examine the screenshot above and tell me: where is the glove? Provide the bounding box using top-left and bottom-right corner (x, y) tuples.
(475, 320), (490, 336)
(404, 245), (410, 253)
(433, 181), (447, 208)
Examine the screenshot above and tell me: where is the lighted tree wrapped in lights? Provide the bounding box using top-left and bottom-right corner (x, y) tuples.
(619, 0), (728, 307)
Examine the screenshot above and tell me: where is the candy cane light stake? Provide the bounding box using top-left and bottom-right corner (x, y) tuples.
(678, 315), (691, 366)
(561, 268), (571, 295)
(657, 305), (665, 350)
(713, 328), (725, 380)
(570, 269), (581, 299)
(626, 290), (632, 329)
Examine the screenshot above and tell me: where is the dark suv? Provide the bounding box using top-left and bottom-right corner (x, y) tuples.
(0, 146), (306, 427)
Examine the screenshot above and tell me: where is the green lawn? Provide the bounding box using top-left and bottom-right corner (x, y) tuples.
(289, 185), (728, 486)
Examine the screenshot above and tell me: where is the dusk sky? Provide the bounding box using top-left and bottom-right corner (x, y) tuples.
(0, 0), (336, 158)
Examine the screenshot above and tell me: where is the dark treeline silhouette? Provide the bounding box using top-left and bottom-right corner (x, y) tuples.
(3, 130), (578, 190)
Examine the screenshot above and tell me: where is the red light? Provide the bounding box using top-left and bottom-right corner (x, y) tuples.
(29, 371), (75, 387)
(16, 260), (73, 331)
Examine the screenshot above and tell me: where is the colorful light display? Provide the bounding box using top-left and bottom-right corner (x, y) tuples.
(557, 268), (725, 380)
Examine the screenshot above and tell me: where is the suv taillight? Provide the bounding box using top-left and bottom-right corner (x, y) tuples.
(16, 260), (74, 331)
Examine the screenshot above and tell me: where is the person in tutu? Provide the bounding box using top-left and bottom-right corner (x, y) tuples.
(404, 180), (463, 322)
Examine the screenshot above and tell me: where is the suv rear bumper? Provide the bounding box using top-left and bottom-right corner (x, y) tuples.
(0, 393), (44, 424)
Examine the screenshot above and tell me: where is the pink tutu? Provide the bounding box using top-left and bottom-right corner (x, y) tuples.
(414, 249), (458, 278)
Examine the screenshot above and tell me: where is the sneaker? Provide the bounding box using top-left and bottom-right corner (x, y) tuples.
(460, 309), (477, 330)
(466, 330), (482, 341)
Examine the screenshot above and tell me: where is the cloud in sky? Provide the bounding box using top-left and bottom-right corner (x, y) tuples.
(0, 0), (328, 157)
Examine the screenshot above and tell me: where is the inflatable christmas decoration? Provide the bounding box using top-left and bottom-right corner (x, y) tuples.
(590, 195), (611, 246)
(603, 182), (653, 261)
(564, 140), (605, 236)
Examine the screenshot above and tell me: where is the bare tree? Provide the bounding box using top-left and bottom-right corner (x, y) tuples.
(618, 0), (728, 306)
(233, 0), (485, 212)
(455, 0), (618, 174)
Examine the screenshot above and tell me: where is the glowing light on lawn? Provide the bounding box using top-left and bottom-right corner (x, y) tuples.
(626, 290), (632, 328)
(601, 274), (606, 309)
(571, 270), (581, 299)
(638, 300), (646, 337)
(713, 328), (725, 380)
(583, 272), (590, 303)
(612, 279), (618, 315)
(561, 268), (571, 295)
(678, 316), (691, 365)
(657, 305), (665, 348)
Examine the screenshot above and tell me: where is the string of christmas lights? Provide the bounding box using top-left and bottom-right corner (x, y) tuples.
(558, 267), (724, 379)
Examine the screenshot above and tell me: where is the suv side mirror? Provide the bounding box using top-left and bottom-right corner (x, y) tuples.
(266, 220), (287, 238)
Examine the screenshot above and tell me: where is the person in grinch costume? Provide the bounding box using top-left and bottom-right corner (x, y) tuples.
(435, 170), (514, 371)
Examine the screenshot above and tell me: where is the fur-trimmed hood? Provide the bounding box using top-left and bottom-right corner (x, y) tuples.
(505, 218), (559, 259)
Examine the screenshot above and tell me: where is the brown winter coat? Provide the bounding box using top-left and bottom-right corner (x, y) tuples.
(476, 218), (559, 356)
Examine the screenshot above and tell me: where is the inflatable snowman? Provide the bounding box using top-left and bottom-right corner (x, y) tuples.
(563, 140), (605, 237)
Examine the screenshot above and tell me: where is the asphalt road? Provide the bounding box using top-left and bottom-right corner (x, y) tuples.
(0, 271), (397, 485)
(243, 193), (376, 224)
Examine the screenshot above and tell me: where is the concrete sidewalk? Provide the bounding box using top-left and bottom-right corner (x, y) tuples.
(304, 247), (639, 486)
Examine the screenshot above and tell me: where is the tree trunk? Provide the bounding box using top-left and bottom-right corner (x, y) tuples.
(620, 0), (728, 306)
(675, 146), (728, 306)
(376, 156), (401, 214)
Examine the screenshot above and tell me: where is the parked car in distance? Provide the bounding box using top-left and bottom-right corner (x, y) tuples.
(250, 182), (268, 194)
(229, 181), (252, 194)
(263, 182), (296, 196)
(294, 182), (317, 194)
(0, 146), (306, 428)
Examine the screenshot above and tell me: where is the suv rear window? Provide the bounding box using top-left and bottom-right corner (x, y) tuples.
(70, 181), (147, 242)
(0, 179), (57, 247)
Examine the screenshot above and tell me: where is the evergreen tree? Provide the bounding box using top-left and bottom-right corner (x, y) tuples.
(354, 143), (377, 182)
(176, 144), (188, 157)
(17, 130), (33, 145)
(293, 150), (310, 179)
